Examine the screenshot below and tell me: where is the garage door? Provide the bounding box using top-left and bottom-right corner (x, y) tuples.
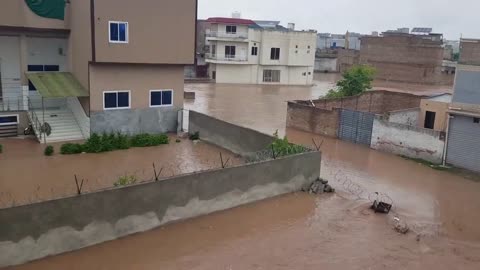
(446, 115), (480, 172)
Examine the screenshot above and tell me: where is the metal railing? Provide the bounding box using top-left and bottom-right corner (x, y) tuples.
(206, 31), (248, 39)
(27, 97), (44, 141)
(0, 97), (24, 112)
(205, 53), (248, 62)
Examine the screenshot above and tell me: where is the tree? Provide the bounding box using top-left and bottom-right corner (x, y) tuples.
(325, 65), (376, 98)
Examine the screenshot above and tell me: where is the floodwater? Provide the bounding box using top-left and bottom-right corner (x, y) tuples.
(9, 74), (480, 270)
(0, 136), (243, 208)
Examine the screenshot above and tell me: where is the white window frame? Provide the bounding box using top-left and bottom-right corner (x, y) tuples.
(149, 89), (174, 108)
(226, 25), (237, 34)
(103, 90), (131, 110)
(0, 114), (19, 126)
(109, 21), (129, 44)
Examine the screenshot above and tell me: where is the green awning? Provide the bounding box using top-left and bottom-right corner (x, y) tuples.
(26, 72), (89, 98)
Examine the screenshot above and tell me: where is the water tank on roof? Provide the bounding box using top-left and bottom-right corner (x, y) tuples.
(232, 11), (241, 18)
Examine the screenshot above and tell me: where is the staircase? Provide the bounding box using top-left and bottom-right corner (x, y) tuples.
(37, 109), (85, 143)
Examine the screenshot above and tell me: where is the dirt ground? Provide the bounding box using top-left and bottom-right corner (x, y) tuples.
(0, 135), (243, 208)
(8, 75), (480, 270)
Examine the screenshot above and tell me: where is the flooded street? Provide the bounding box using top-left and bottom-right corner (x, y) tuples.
(9, 75), (480, 270)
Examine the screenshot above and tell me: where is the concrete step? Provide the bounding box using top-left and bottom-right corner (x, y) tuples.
(32, 109), (86, 143)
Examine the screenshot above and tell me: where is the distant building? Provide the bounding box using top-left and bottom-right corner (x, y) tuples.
(360, 32), (445, 84)
(445, 38), (480, 172)
(317, 32), (362, 51)
(205, 17), (317, 85)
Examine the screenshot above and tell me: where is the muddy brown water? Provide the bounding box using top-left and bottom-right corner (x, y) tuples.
(0, 136), (243, 208)
(8, 75), (480, 269)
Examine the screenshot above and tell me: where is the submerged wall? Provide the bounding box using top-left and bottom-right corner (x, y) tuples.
(188, 110), (275, 156)
(371, 117), (445, 163)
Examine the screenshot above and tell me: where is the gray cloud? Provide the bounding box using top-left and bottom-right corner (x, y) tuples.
(198, 0), (479, 40)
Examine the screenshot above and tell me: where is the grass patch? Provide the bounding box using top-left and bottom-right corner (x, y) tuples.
(44, 145), (54, 156)
(400, 156), (480, 182)
(114, 174), (138, 187)
(61, 132), (169, 155)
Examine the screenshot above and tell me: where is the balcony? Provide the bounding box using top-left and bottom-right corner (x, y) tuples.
(206, 31), (249, 41)
(205, 54), (248, 64)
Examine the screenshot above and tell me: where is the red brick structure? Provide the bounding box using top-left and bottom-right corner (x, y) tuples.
(360, 34), (444, 84)
(287, 90), (424, 137)
(459, 38), (480, 65)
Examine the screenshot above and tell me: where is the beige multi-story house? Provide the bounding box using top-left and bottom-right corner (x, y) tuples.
(0, 0), (196, 142)
(205, 17), (317, 85)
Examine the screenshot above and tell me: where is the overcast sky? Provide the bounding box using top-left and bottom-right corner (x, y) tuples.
(198, 0), (478, 40)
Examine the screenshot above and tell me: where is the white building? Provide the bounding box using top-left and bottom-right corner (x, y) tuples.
(205, 17), (317, 85)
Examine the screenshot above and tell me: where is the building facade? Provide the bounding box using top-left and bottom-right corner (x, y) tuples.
(445, 39), (480, 172)
(360, 33), (445, 84)
(0, 0), (196, 142)
(205, 17), (316, 85)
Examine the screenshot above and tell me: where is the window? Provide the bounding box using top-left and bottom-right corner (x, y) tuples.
(211, 44), (216, 56)
(109, 21), (128, 43)
(474, 118), (480, 124)
(270, 48), (280, 60)
(251, 47), (258, 56)
(424, 111), (436, 129)
(225, 46), (236, 58)
(150, 90), (173, 107)
(263, 70), (280, 82)
(226, 25), (237, 34)
(27, 64), (60, 91)
(103, 91), (130, 110)
(0, 115), (18, 126)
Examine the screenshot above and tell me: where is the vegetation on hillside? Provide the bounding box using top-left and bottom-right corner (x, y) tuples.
(325, 65), (376, 99)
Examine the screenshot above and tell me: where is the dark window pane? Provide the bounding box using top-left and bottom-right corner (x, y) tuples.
(28, 65), (44, 72)
(117, 92), (129, 107)
(162, 91), (172, 105)
(0, 116), (18, 124)
(29, 80), (37, 91)
(119, 23), (127, 41)
(44, 65), (60, 71)
(110, 23), (119, 41)
(104, 93), (117, 108)
(151, 91), (162, 106)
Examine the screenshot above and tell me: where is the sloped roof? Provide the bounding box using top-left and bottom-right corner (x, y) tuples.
(26, 72), (89, 98)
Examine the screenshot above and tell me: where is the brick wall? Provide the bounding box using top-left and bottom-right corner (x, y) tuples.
(360, 35), (444, 84)
(287, 91), (423, 137)
(287, 102), (339, 137)
(459, 39), (480, 66)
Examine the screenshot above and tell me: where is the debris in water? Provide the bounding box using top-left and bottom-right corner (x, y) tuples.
(369, 192), (393, 214)
(393, 217), (410, 234)
(304, 178), (335, 194)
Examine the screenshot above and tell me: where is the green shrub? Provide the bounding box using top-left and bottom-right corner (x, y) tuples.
(113, 132), (130, 150)
(114, 174), (137, 187)
(189, 131), (200, 140)
(131, 133), (169, 147)
(270, 131), (308, 158)
(83, 133), (103, 153)
(0, 144), (2, 153)
(61, 143), (84, 155)
(44, 145), (54, 156)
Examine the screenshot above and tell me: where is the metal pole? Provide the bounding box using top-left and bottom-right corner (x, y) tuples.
(442, 113), (452, 166)
(42, 97), (46, 144)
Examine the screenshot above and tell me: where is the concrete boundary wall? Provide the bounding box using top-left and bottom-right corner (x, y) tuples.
(371, 117), (445, 163)
(0, 151), (321, 267)
(188, 110), (275, 156)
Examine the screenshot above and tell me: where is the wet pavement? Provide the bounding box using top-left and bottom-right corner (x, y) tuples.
(8, 74), (480, 270)
(0, 136), (243, 208)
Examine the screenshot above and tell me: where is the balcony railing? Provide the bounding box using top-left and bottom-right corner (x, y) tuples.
(206, 31), (249, 39)
(205, 54), (248, 62)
